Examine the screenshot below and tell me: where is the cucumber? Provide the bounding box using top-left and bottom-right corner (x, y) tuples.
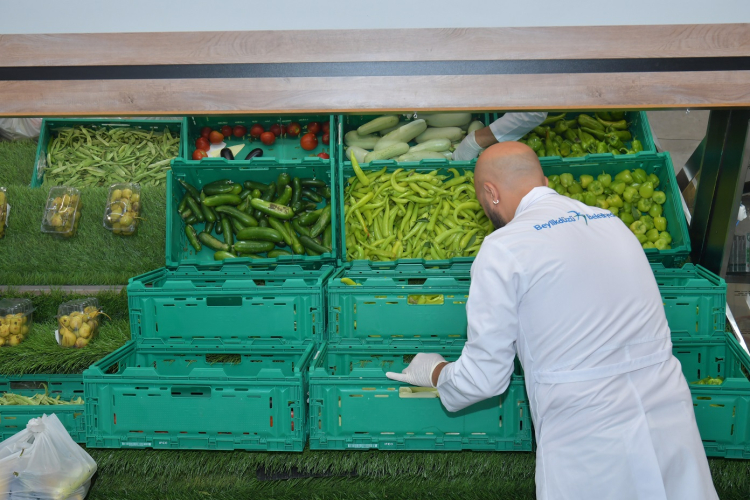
(373, 137), (402, 151)
(467, 120), (485, 134)
(233, 240), (276, 254)
(346, 146), (369, 163)
(344, 130), (379, 149)
(408, 138), (451, 153)
(364, 142), (410, 163)
(379, 123), (402, 136)
(357, 115), (400, 136)
(419, 112), (472, 128)
(397, 151), (449, 162)
(379, 119), (427, 144)
(236, 226), (285, 243)
(415, 127), (465, 143)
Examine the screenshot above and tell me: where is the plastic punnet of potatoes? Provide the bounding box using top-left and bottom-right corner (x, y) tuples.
(0, 298), (34, 347)
(103, 182), (141, 236)
(56, 298), (104, 348)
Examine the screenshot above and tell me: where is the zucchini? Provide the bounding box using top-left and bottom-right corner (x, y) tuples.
(345, 146), (369, 163)
(408, 138), (451, 153)
(364, 142), (410, 163)
(467, 120), (485, 134)
(373, 137), (402, 151)
(419, 112), (472, 128)
(397, 151), (448, 162)
(379, 123), (402, 136)
(379, 119), (427, 144)
(344, 130), (379, 149)
(357, 115), (400, 135)
(415, 127), (465, 143)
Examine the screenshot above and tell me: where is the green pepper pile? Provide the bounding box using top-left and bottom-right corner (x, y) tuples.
(177, 173), (333, 261)
(519, 112), (644, 158)
(691, 376), (724, 386)
(343, 161), (491, 261)
(548, 168), (673, 251)
(45, 126), (180, 187)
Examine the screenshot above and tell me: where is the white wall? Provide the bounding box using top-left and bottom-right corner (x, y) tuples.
(1, 0), (749, 34)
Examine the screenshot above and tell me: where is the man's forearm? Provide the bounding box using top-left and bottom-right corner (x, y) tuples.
(474, 126), (498, 148)
(432, 362), (449, 387)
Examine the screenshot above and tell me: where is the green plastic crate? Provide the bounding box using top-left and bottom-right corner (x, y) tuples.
(493, 111), (656, 162)
(32, 117), (186, 187)
(84, 341), (313, 451)
(309, 343), (531, 451)
(652, 264), (726, 339)
(673, 332), (750, 459)
(181, 115), (334, 165)
(127, 264), (333, 347)
(338, 113), (490, 167)
(0, 374), (85, 443)
(328, 262), (471, 346)
(167, 158), (337, 267)
(543, 152), (689, 267)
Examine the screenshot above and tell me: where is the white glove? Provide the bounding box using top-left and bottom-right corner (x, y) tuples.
(386, 353), (447, 388)
(452, 131), (482, 161)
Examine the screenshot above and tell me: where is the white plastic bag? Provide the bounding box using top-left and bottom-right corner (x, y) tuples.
(0, 414), (96, 500)
(0, 119), (42, 140)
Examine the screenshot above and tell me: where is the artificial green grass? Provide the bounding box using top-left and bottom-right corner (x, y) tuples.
(81, 450), (750, 500)
(0, 139), (36, 186)
(0, 319), (129, 375)
(0, 184), (165, 285)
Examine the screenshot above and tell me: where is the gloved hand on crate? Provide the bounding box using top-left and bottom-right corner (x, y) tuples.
(452, 112), (548, 161)
(386, 353), (449, 388)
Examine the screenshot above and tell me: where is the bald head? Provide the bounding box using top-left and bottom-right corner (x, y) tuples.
(474, 142), (547, 229)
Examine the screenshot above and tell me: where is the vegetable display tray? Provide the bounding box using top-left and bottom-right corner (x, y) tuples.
(543, 152), (689, 267)
(673, 332), (750, 459)
(180, 115), (335, 166)
(494, 111), (656, 162)
(0, 374), (85, 443)
(167, 159), (338, 267)
(84, 341), (313, 451)
(309, 343), (531, 451)
(652, 263), (726, 340)
(127, 264), (333, 348)
(32, 118), (186, 188)
(327, 262), (471, 346)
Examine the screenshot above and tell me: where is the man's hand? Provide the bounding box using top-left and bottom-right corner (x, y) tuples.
(385, 353), (448, 388)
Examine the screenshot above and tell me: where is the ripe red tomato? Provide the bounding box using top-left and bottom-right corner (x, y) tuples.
(322, 133), (330, 145)
(260, 131), (276, 146)
(317, 152), (330, 159)
(233, 125), (247, 137)
(269, 124), (282, 137)
(280, 124), (288, 136)
(250, 124), (264, 138)
(209, 131), (224, 144)
(192, 149), (208, 160)
(322, 122), (330, 134)
(300, 133), (318, 151)
(307, 122), (321, 135)
(287, 122), (301, 137)
(221, 125), (233, 138)
(200, 127), (212, 139)
(195, 137), (210, 152)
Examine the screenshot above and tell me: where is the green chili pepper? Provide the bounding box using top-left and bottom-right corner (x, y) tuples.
(632, 140), (643, 153)
(596, 116), (628, 130)
(185, 225), (202, 252)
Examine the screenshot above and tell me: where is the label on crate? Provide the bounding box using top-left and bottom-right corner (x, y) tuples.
(122, 442), (152, 447)
(348, 443), (376, 449)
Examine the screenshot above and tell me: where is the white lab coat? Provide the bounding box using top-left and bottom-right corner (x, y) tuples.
(437, 187), (717, 500)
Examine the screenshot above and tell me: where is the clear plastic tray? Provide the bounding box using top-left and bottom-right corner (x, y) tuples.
(0, 298), (34, 347)
(57, 298), (102, 348)
(0, 187), (7, 239)
(103, 183), (141, 236)
(41, 186), (82, 238)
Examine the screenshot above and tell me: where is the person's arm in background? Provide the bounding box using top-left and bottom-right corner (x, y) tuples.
(453, 112), (548, 161)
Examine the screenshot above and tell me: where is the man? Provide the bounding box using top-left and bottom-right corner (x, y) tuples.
(453, 112), (548, 160)
(387, 142), (717, 500)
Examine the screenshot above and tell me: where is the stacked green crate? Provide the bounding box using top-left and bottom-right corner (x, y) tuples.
(314, 262), (531, 451)
(0, 374), (85, 443)
(85, 116), (339, 450)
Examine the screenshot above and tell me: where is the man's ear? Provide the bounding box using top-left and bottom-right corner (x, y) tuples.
(484, 182), (498, 203)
